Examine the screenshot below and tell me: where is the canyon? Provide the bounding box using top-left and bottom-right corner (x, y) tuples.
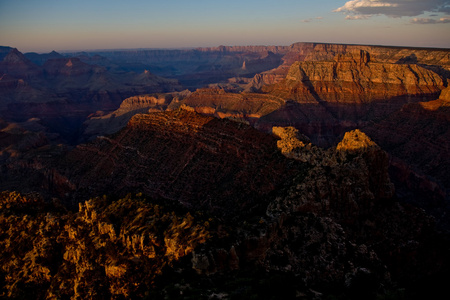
(1, 110), (448, 299)
(1, 42), (450, 299)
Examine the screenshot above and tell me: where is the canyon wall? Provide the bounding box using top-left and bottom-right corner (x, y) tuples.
(249, 42), (450, 88)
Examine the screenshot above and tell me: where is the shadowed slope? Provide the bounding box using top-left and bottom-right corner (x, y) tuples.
(61, 109), (302, 217)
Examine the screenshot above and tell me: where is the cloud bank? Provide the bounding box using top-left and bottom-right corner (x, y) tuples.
(411, 17), (450, 24)
(335, 0), (450, 20)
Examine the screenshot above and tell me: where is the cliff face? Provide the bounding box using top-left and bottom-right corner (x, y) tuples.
(365, 88), (450, 189)
(252, 51), (445, 147)
(263, 50), (444, 104)
(77, 49), (447, 148)
(268, 128), (394, 223)
(284, 42), (450, 68)
(249, 42), (450, 88)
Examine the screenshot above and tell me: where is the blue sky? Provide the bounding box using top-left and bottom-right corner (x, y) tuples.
(0, 0), (449, 52)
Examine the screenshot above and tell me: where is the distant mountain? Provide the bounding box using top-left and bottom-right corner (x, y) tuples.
(24, 50), (64, 65)
(0, 46), (14, 61)
(0, 47), (181, 143)
(66, 46), (288, 88)
(0, 48), (42, 78)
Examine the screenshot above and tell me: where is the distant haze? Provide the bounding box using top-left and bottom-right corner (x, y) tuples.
(1, 0), (449, 53)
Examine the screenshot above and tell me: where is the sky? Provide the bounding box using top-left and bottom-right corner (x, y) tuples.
(0, 0), (449, 53)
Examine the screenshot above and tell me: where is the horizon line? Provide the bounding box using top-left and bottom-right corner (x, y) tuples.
(2, 41), (450, 55)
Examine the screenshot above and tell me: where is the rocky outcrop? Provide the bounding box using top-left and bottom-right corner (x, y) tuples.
(177, 88), (285, 122)
(268, 128), (394, 223)
(244, 71), (286, 91)
(0, 192), (209, 299)
(180, 125), (446, 298)
(83, 93), (181, 138)
(271, 126), (323, 164)
(259, 127), (446, 294)
(439, 84), (450, 101)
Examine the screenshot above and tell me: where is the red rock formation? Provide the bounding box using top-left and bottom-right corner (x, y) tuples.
(83, 93), (179, 138)
(248, 42), (450, 88)
(284, 42), (450, 68)
(263, 51), (444, 104)
(251, 51), (445, 147)
(178, 88), (285, 122)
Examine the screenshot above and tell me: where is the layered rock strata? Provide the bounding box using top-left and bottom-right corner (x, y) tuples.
(176, 88), (285, 122)
(83, 93), (187, 138)
(254, 51), (445, 147)
(263, 50), (444, 105)
(249, 42), (450, 88)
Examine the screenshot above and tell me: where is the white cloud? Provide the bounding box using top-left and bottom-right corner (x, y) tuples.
(345, 15), (369, 20)
(334, 0), (450, 18)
